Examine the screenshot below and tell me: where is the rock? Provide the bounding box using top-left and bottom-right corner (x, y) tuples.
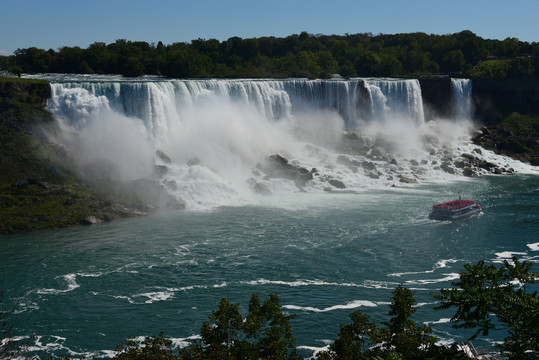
(361, 161), (377, 171)
(454, 160), (468, 168)
(472, 148), (483, 155)
(247, 178), (272, 196)
(82, 216), (102, 225)
(389, 158), (398, 165)
(328, 179), (346, 189)
(262, 154), (313, 184)
(399, 176), (417, 184)
(420, 160), (428, 165)
(440, 162), (455, 174)
(462, 168), (475, 177)
(368, 147), (385, 159)
(155, 150), (172, 164)
(367, 172), (380, 179)
(156, 165), (169, 177)
(165, 180), (178, 191)
(410, 159), (419, 166)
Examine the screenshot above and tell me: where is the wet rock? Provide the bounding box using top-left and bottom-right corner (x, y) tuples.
(399, 176), (418, 184)
(262, 154), (313, 184)
(440, 162), (455, 174)
(155, 150), (172, 164)
(367, 172), (380, 179)
(472, 148), (482, 155)
(156, 165), (169, 177)
(361, 161), (377, 171)
(462, 168), (475, 177)
(82, 216), (103, 225)
(165, 180), (178, 191)
(410, 159), (419, 166)
(328, 179), (346, 189)
(248, 178), (272, 196)
(341, 131), (365, 154)
(253, 182), (272, 196)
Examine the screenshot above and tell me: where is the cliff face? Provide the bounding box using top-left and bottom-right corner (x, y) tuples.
(418, 77), (539, 123)
(472, 78), (539, 124)
(0, 78), (146, 235)
(418, 77), (452, 120)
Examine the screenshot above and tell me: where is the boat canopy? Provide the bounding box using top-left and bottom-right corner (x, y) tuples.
(432, 199), (476, 210)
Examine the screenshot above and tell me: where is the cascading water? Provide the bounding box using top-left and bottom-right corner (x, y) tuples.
(450, 78), (473, 120)
(43, 75), (529, 210)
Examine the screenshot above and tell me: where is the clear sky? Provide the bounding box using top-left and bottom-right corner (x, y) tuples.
(1, 0), (538, 56)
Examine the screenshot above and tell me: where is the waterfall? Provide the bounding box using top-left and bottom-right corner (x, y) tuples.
(42, 75), (516, 210)
(450, 78), (473, 120)
(48, 78), (425, 134)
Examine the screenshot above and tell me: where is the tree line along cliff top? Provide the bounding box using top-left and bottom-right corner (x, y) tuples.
(1, 30), (538, 79)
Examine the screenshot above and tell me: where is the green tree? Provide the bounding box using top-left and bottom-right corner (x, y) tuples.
(375, 286), (437, 359)
(318, 310), (377, 359)
(433, 257), (539, 358)
(112, 332), (178, 360)
(180, 293), (300, 360)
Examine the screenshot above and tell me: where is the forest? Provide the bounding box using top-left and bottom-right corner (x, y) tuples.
(1, 30), (539, 79)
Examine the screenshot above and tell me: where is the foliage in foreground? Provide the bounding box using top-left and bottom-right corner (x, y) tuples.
(110, 258), (538, 360)
(2, 259), (537, 359)
(433, 257), (539, 358)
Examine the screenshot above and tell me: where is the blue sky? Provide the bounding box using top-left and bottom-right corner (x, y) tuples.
(1, 0), (538, 55)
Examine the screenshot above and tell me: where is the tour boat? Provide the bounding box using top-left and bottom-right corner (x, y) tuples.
(429, 198), (482, 221)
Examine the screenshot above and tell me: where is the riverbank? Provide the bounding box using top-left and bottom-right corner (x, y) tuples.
(0, 78), (148, 235)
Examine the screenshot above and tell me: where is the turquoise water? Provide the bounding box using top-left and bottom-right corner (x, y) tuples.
(1, 174), (538, 358)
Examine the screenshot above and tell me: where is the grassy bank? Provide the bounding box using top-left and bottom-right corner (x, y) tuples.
(0, 78), (147, 235)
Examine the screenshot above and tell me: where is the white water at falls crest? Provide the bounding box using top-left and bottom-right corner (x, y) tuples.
(45, 76), (532, 210)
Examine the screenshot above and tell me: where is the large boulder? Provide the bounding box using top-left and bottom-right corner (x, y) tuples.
(260, 154), (313, 184)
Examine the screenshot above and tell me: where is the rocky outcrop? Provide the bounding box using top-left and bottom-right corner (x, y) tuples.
(472, 126), (539, 165)
(259, 154), (314, 185)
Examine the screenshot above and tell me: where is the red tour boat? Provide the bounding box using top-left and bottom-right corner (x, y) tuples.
(429, 197), (482, 220)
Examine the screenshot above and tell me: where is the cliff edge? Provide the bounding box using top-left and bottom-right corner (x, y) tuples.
(0, 78), (147, 235)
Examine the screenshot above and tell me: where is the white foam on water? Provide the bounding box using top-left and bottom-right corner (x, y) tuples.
(493, 251), (528, 263)
(243, 278), (363, 288)
(527, 242), (539, 251)
(404, 273), (460, 285)
(389, 259), (458, 277)
(283, 299), (378, 313)
(36, 274), (80, 295)
(424, 318), (452, 325)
